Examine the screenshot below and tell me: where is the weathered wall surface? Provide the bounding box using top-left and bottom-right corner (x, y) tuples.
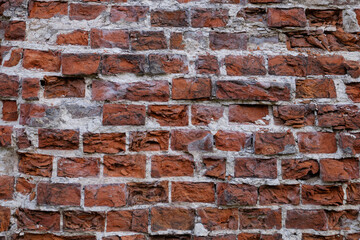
(1, 0), (360, 239)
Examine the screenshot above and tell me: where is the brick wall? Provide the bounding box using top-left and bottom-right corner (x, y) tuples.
(1, 0), (360, 239)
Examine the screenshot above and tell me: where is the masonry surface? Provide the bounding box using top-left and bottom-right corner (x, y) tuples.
(1, 0), (360, 239)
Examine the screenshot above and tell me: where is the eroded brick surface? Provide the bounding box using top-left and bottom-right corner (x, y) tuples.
(1, 0), (360, 238)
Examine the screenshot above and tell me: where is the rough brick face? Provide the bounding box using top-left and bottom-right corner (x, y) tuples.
(83, 132), (126, 153)
(38, 129), (79, 150)
(37, 183), (81, 206)
(84, 184), (126, 207)
(151, 155), (194, 177)
(2, 0), (360, 238)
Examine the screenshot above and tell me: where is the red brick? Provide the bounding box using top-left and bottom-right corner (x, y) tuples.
(326, 210), (358, 230)
(210, 33), (246, 50)
(92, 80), (169, 102)
(302, 185), (344, 206)
(215, 130), (250, 151)
(19, 103), (46, 126)
(268, 55), (307, 76)
(130, 31), (167, 50)
(191, 8), (229, 27)
(37, 182), (81, 206)
(195, 55), (219, 75)
(273, 104), (315, 128)
(0, 126), (12, 147)
(255, 132), (296, 155)
(302, 234), (343, 240)
(298, 132), (337, 154)
(198, 208), (238, 231)
(345, 60), (360, 77)
(235, 158), (277, 179)
(307, 55), (346, 75)
(237, 8), (267, 23)
(69, 3), (106, 20)
(347, 183), (360, 204)
(210, 0), (245, 2)
(0, 176), (14, 200)
(151, 155), (194, 177)
(229, 105), (269, 125)
(148, 105), (188, 126)
(240, 209), (281, 229)
(217, 183), (257, 206)
(216, 80), (291, 101)
(287, 29), (360, 52)
(172, 182), (215, 203)
(195, 236), (236, 240)
(151, 207), (195, 231)
(347, 233), (360, 240)
(62, 54), (101, 75)
(172, 78), (211, 100)
(286, 210), (327, 230)
(0, 207), (10, 231)
(103, 155), (146, 178)
(28, 1), (67, 19)
(191, 105), (224, 126)
(148, 54), (188, 74)
(107, 210), (148, 232)
(127, 182), (168, 205)
(346, 83), (360, 102)
(237, 233), (261, 240)
(64, 211), (105, 232)
(317, 105), (360, 130)
(16, 208), (60, 231)
(43, 76), (85, 98)
(0, 74), (19, 98)
(171, 129), (213, 151)
(83, 132), (125, 154)
(85, 184), (126, 207)
(15, 233), (97, 240)
(267, 8), (306, 27)
(4, 21), (26, 40)
(90, 29), (129, 49)
(23, 49), (61, 72)
(58, 157), (100, 178)
(110, 6), (149, 23)
(2, 100), (17, 121)
(4, 48), (22, 67)
(306, 9), (342, 26)
(16, 177), (35, 199)
(296, 78), (336, 99)
(339, 132), (360, 154)
(56, 30), (89, 46)
(249, 0), (282, 2)
(320, 158), (359, 182)
(170, 32), (185, 50)
(282, 159), (319, 180)
(103, 104), (146, 126)
(129, 131), (169, 151)
(356, 9), (360, 25)
(149, 236), (191, 240)
(151, 10), (188, 27)
(102, 54), (146, 75)
(202, 157), (226, 180)
(18, 152), (53, 177)
(225, 55), (265, 75)
(15, 128), (31, 149)
(259, 185), (300, 205)
(38, 129), (79, 150)
(22, 78), (39, 100)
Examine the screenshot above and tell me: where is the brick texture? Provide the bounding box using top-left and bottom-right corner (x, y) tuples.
(1, 0), (360, 239)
